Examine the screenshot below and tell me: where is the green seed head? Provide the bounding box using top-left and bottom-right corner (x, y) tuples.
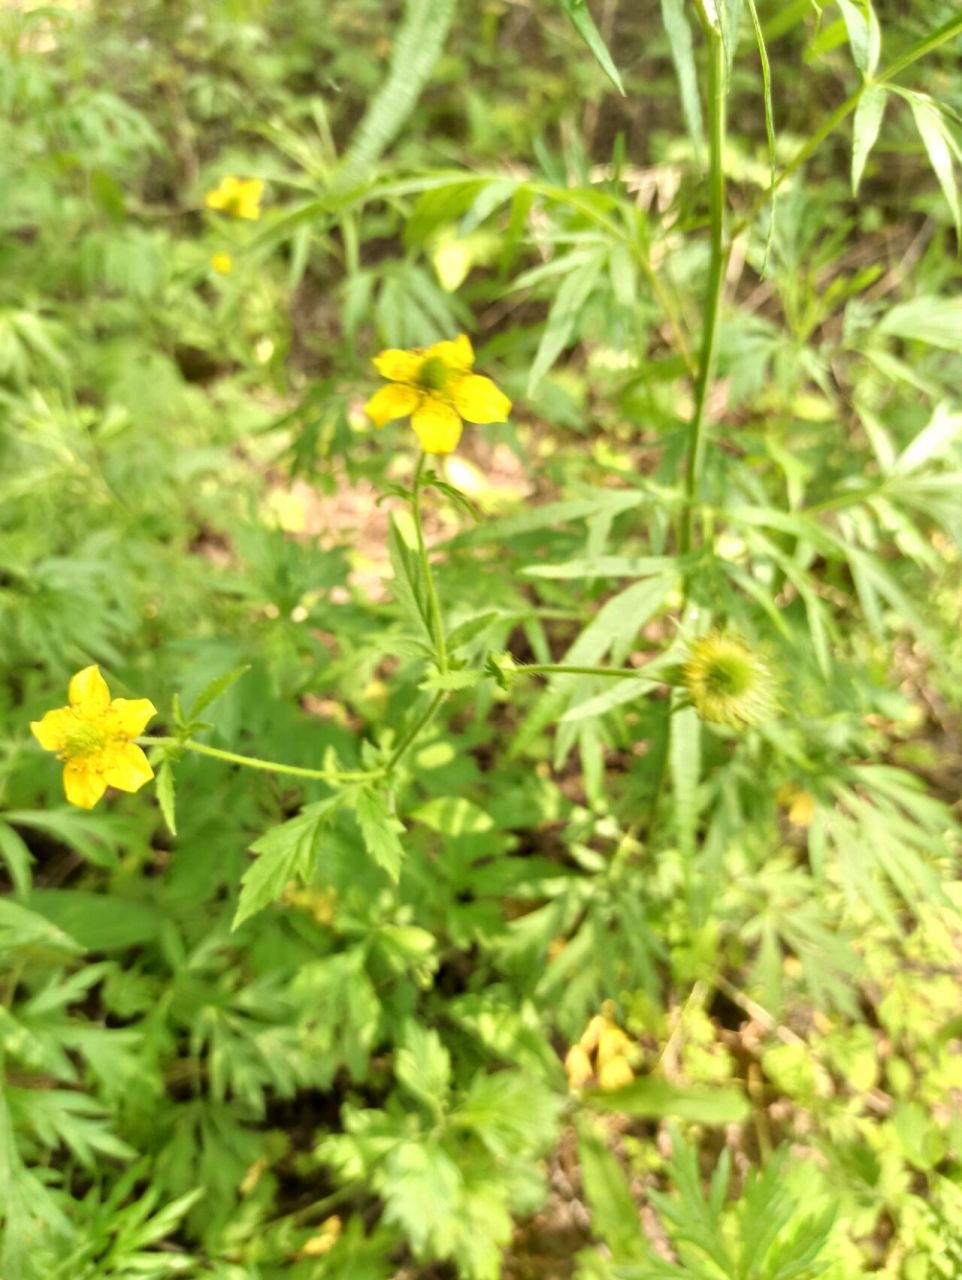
(682, 632), (778, 730)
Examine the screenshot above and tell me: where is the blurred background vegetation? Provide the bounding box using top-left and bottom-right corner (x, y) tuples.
(1, 1), (961, 1277)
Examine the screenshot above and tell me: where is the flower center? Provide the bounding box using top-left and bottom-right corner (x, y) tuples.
(62, 716), (108, 760)
(416, 356), (451, 392)
(703, 654), (754, 697)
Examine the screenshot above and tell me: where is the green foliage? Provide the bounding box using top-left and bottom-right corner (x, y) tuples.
(1, 0), (962, 1277)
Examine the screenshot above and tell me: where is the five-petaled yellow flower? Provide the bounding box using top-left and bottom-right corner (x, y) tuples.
(204, 176), (264, 221)
(30, 666), (157, 810)
(364, 334), (511, 454)
(210, 252), (233, 274)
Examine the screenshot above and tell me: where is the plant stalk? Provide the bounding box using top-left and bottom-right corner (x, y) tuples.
(681, 21), (728, 560)
(413, 452), (448, 674)
(144, 737), (377, 784)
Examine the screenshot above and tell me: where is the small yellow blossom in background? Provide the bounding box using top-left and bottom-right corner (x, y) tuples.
(210, 252), (233, 274)
(301, 1216), (342, 1258)
(776, 782), (816, 828)
(364, 333), (511, 454)
(563, 1002), (637, 1092)
(204, 175), (264, 221)
(30, 665), (156, 810)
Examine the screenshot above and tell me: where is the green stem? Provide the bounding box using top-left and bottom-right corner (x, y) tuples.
(681, 20), (728, 560)
(382, 691), (446, 776)
(733, 13), (962, 238)
(520, 663), (679, 684)
(144, 736), (378, 784)
(413, 452), (448, 674)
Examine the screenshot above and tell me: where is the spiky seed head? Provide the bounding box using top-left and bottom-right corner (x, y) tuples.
(682, 631), (778, 730)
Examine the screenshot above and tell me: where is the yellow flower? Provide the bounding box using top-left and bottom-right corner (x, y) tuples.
(210, 252), (233, 274)
(364, 333), (511, 454)
(204, 176), (264, 221)
(30, 665), (156, 810)
(565, 1005), (637, 1092)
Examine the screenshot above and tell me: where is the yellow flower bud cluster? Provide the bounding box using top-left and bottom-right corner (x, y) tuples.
(564, 1002), (636, 1092)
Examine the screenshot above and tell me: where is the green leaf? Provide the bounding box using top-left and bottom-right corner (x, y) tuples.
(418, 667), (484, 692)
(526, 251), (605, 395)
(354, 787), (405, 880)
(234, 797), (341, 928)
(670, 702), (701, 858)
(577, 1124), (646, 1261)
(524, 556), (678, 579)
(906, 92), (962, 239)
(852, 83), (887, 194)
(156, 759), (176, 837)
(334, 0), (458, 192)
(395, 1021), (451, 1108)
(589, 1077), (750, 1124)
(0, 898), (83, 956)
(447, 611), (501, 652)
(877, 295), (962, 351)
(412, 795), (494, 836)
(894, 402), (962, 474)
(836, 0), (881, 77)
(745, 0), (776, 266)
(27, 890), (161, 951)
(560, 676), (649, 723)
(5, 809), (120, 868)
(661, 0), (704, 153)
(0, 822), (33, 898)
(187, 664), (250, 719)
(389, 513), (433, 642)
(559, 0), (625, 95)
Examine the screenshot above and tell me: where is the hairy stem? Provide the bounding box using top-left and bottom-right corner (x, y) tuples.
(144, 737), (377, 783)
(413, 452), (448, 674)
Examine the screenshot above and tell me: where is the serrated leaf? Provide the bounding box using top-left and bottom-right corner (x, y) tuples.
(447, 611), (501, 652)
(527, 251), (605, 395)
(156, 760), (176, 836)
(354, 787), (405, 880)
(852, 83), (887, 194)
(234, 797), (341, 928)
(334, 0), (457, 194)
(412, 795), (493, 836)
(187, 664), (250, 719)
(661, 0), (704, 153)
(395, 1021), (451, 1107)
(560, 0), (625, 94)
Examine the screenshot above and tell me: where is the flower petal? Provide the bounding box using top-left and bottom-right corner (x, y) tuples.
(110, 698), (157, 739)
(69, 665), (111, 714)
(449, 373), (511, 424)
(364, 383), (421, 428)
(372, 349), (423, 382)
(63, 761), (108, 810)
(101, 743), (154, 794)
(411, 398), (463, 454)
(425, 334), (474, 370)
(30, 707), (74, 753)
